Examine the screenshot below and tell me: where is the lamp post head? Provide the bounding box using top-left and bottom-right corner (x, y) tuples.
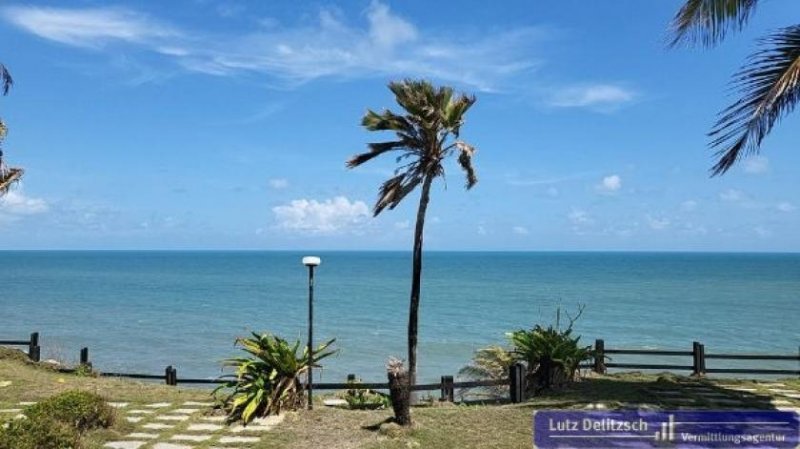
(302, 256), (321, 267)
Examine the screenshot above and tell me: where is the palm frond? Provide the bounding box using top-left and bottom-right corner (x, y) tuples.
(0, 167), (23, 196)
(708, 25), (800, 175)
(455, 141), (478, 189)
(0, 64), (11, 96)
(374, 172), (422, 216)
(670, 0), (758, 47)
(361, 109), (415, 134)
(347, 140), (409, 168)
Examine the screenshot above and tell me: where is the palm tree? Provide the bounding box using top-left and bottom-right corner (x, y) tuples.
(0, 62), (22, 196)
(670, 0), (800, 175)
(347, 79), (478, 387)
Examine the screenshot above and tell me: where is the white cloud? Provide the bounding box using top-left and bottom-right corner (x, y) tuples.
(546, 186), (559, 197)
(596, 174), (621, 194)
(394, 220), (410, 230)
(680, 200), (698, 212)
(367, 1), (417, 47)
(272, 196), (369, 234)
(1, 3), (544, 91)
(477, 225), (487, 235)
(743, 156), (769, 175)
(645, 215), (670, 231)
(548, 84), (636, 111)
(1, 6), (177, 49)
(568, 208), (592, 225)
(0, 191), (49, 216)
(719, 189), (744, 202)
(268, 178), (289, 189)
(777, 202), (796, 213)
(512, 225), (529, 235)
(754, 226), (771, 238)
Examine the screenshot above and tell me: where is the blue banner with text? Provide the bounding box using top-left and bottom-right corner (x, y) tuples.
(534, 410), (799, 448)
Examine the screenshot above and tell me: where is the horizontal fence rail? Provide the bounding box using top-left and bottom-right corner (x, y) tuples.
(3, 333), (799, 404)
(592, 339), (800, 376)
(0, 332), (40, 362)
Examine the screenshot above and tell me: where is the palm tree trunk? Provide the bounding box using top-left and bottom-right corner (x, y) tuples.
(408, 174), (434, 390)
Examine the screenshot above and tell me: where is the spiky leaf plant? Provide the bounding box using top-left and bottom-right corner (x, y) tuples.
(214, 333), (336, 424)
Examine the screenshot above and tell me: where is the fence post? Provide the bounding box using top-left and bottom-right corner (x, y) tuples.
(28, 332), (40, 362)
(692, 341), (702, 376)
(79, 347), (91, 370)
(165, 366), (173, 385)
(509, 362), (525, 403)
(698, 344), (706, 375)
(440, 375), (454, 402)
(594, 339), (606, 374)
(170, 367), (178, 386)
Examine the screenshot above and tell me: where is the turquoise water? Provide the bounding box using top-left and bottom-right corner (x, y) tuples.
(1, 251), (798, 383)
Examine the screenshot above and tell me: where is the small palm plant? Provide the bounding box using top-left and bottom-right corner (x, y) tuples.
(214, 332), (336, 424)
(458, 346), (515, 399)
(507, 306), (593, 394)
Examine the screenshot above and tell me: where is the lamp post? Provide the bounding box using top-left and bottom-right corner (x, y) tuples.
(302, 256), (321, 410)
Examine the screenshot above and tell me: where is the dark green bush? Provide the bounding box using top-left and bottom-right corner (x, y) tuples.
(25, 390), (115, 433)
(0, 417), (79, 449)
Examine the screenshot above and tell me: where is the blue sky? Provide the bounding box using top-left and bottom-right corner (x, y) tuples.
(1, 0), (799, 251)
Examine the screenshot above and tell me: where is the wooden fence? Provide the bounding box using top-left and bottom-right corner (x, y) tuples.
(3, 332), (799, 404)
(591, 339), (800, 376)
(0, 332), (39, 362)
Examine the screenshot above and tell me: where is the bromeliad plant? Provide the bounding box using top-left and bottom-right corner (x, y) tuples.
(507, 306), (593, 394)
(214, 332), (336, 424)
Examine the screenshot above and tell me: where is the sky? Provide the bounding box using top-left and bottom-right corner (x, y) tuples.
(1, 0), (800, 251)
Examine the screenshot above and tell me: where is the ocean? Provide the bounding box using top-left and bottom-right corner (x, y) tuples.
(1, 251), (798, 383)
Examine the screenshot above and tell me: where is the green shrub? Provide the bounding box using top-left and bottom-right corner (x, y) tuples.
(0, 417), (79, 449)
(215, 332), (336, 424)
(508, 305), (593, 394)
(458, 345), (514, 399)
(25, 390), (115, 433)
(343, 379), (390, 410)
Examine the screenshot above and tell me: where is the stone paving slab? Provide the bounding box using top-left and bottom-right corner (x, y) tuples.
(152, 444), (193, 449)
(171, 434), (212, 442)
(172, 408), (202, 414)
(187, 423), (224, 431)
(219, 436), (261, 443)
(126, 432), (159, 439)
(184, 401), (214, 406)
(126, 409), (155, 415)
(18, 401), (36, 406)
(104, 441), (146, 449)
(0, 408), (21, 413)
(125, 417), (144, 423)
(109, 402), (129, 408)
(143, 423), (175, 430)
(145, 402), (172, 408)
(155, 415), (190, 421)
(769, 389), (797, 394)
(253, 415), (284, 425)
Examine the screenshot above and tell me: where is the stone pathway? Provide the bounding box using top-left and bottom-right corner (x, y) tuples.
(0, 399), (291, 449)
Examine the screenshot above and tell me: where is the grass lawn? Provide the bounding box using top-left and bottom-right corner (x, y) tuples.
(1, 347), (799, 449)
